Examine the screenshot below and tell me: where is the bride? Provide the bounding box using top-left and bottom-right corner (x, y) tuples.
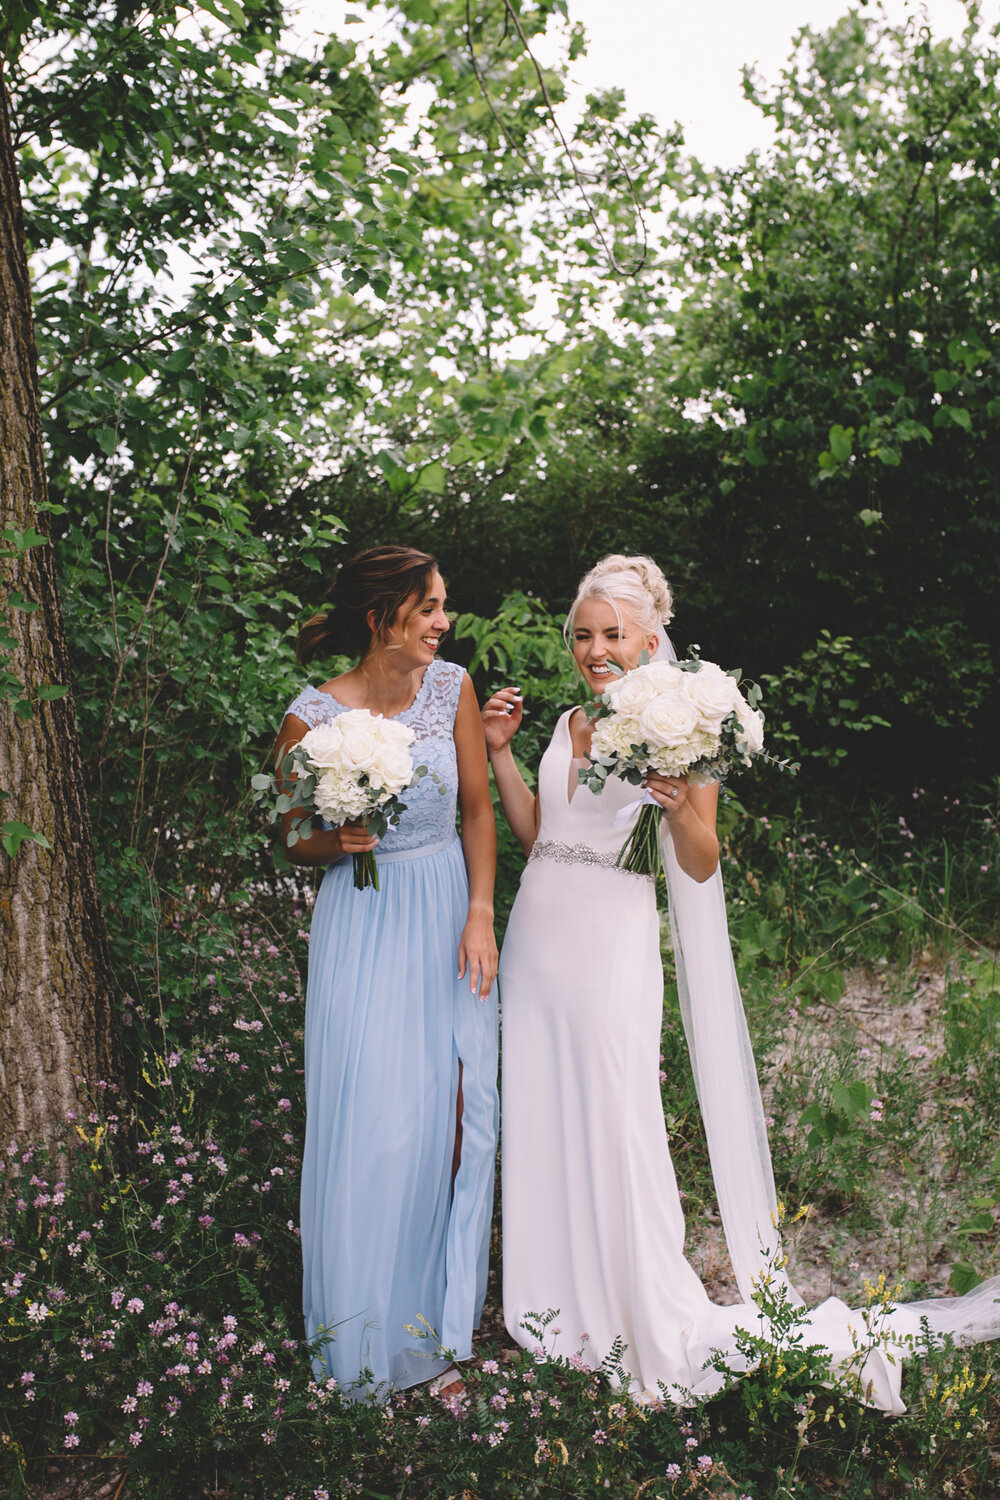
(484, 552), (1000, 1413)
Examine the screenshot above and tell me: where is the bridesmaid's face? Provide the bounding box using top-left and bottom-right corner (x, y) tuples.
(571, 597), (658, 696)
(386, 569), (451, 667)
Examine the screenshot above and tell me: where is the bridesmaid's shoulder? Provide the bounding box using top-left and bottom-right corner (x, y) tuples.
(430, 657), (466, 690)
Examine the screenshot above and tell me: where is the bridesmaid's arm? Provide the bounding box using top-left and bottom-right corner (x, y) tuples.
(273, 713), (377, 868)
(454, 675), (499, 999)
(481, 686), (539, 856)
(646, 773), (720, 884)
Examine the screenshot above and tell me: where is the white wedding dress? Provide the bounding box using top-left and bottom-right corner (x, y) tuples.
(500, 708), (1000, 1412)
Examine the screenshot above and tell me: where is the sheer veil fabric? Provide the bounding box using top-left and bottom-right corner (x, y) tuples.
(653, 628), (1000, 1407)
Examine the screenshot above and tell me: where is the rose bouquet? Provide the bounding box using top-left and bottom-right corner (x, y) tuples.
(253, 709), (429, 891)
(579, 654), (780, 877)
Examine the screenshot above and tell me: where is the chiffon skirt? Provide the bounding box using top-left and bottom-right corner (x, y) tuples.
(300, 834), (499, 1397)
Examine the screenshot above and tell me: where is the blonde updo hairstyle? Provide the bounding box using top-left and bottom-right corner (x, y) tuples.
(565, 553), (674, 652)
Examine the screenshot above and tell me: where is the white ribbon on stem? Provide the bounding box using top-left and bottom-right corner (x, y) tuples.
(612, 788), (658, 830)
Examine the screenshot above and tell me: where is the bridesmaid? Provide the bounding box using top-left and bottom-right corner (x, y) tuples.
(275, 546), (499, 1400)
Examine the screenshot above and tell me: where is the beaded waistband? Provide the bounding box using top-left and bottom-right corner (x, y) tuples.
(527, 839), (654, 881)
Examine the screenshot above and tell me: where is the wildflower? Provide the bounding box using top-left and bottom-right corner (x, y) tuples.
(64, 1411), (79, 1426)
(223, 1315), (238, 1332)
(26, 1302), (50, 1323)
(136, 1379), (153, 1398)
(698, 1454), (713, 1470)
(685, 1435), (699, 1449)
(129, 1432), (142, 1447)
(64, 1434), (80, 1449)
(593, 1429), (607, 1444)
(665, 1464), (681, 1480)
(242, 1394), (254, 1409)
(126, 1298), (144, 1315)
(278, 1098), (292, 1111)
(21, 1372), (34, 1386)
(481, 1358), (499, 1374)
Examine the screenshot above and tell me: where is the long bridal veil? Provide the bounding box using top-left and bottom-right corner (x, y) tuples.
(653, 627), (1000, 1408)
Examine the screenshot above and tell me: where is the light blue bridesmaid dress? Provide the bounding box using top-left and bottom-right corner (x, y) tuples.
(285, 658), (499, 1398)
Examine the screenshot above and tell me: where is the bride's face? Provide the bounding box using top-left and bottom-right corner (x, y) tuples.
(571, 596), (658, 696)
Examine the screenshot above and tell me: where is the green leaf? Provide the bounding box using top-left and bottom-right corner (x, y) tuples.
(164, 349), (195, 372)
(415, 461), (446, 494)
(7, 590), (39, 611)
(828, 424), (854, 462)
(201, 0), (247, 27)
(957, 1212), (995, 1236)
(2, 820), (52, 859)
(37, 684), (69, 700)
(935, 405), (972, 431)
(948, 1261), (984, 1294)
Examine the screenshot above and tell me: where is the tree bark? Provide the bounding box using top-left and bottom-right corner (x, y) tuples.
(0, 63), (119, 1152)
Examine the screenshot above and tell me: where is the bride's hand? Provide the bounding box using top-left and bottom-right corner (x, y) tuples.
(645, 771), (688, 815)
(481, 686), (523, 753)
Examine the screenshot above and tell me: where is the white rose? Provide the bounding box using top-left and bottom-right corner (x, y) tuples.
(369, 715), (415, 752)
(638, 691), (700, 750)
(604, 666), (660, 716)
(644, 660), (684, 690)
(336, 711), (383, 773)
(297, 721), (345, 771)
(682, 662), (742, 731)
(372, 746), (414, 795)
(735, 705), (765, 755)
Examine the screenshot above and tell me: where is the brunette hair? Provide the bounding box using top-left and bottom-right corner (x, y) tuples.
(296, 545), (439, 666)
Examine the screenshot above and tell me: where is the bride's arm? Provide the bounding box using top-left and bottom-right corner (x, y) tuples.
(481, 686), (540, 857)
(646, 773), (719, 883)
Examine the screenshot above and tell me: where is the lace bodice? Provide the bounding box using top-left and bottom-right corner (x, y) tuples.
(284, 658), (464, 853)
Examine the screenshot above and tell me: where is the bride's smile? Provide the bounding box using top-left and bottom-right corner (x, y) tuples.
(571, 596), (659, 695)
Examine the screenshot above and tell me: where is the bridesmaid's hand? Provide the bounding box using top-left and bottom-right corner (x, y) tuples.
(331, 819), (379, 856)
(644, 771), (689, 817)
(481, 686), (523, 754)
(458, 906), (499, 1000)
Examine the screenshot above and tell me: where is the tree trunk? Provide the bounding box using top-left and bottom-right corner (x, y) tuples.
(0, 64), (119, 1151)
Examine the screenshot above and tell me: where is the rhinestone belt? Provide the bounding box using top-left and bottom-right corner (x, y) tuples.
(527, 839), (654, 881)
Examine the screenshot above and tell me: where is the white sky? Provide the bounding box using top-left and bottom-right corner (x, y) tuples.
(564, 0), (979, 166)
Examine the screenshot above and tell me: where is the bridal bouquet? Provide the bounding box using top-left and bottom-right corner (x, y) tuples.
(253, 710), (429, 891)
(579, 654), (774, 877)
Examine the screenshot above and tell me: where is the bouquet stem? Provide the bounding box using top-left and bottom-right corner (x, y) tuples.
(352, 849), (380, 891)
(615, 803), (663, 879)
